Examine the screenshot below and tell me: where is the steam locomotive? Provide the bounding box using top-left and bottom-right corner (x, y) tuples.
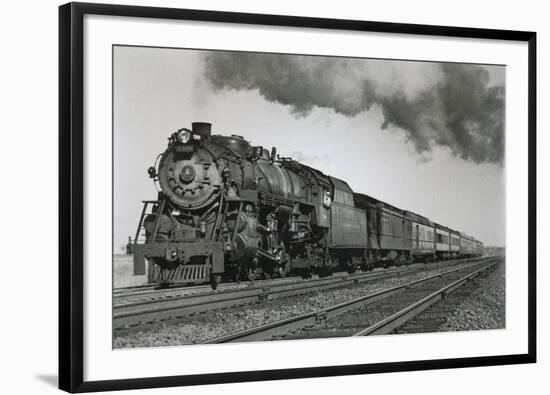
(131, 122), (483, 289)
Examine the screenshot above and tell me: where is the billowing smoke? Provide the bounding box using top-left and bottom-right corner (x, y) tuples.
(202, 52), (505, 165)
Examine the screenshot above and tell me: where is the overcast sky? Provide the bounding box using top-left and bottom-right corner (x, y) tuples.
(113, 45), (505, 252)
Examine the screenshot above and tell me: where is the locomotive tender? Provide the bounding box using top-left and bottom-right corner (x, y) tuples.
(132, 122), (483, 288)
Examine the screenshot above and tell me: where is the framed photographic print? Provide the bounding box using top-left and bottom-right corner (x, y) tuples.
(59, 2), (536, 392)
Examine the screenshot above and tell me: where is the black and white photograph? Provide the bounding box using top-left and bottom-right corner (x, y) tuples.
(113, 46), (507, 348)
(1, 0), (545, 393)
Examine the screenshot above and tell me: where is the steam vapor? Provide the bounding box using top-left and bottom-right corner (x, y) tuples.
(203, 52), (505, 165)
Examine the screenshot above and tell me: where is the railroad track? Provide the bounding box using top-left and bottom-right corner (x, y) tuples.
(114, 273), (316, 300)
(114, 257), (487, 300)
(204, 256), (501, 343)
(113, 256), (492, 330)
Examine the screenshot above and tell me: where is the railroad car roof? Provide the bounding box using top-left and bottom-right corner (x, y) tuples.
(352, 195), (482, 244)
(434, 223), (453, 232)
(329, 176), (353, 194)
(353, 192), (405, 213)
(404, 210), (434, 226)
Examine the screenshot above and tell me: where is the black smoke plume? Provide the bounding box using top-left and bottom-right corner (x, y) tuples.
(203, 52), (504, 164)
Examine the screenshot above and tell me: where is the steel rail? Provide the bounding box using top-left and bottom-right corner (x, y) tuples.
(114, 256), (486, 300)
(114, 266), (408, 329)
(114, 273), (329, 299)
(113, 257), (486, 298)
(203, 257), (500, 344)
(114, 257), (493, 329)
(353, 258), (501, 336)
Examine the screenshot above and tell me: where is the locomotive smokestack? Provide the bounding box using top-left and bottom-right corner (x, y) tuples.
(192, 122), (212, 137)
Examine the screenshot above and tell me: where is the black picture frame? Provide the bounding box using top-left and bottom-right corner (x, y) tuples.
(59, 2), (537, 393)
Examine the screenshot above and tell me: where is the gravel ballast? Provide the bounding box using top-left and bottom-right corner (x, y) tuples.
(439, 259), (505, 331)
(394, 259), (505, 334)
(114, 261), (490, 348)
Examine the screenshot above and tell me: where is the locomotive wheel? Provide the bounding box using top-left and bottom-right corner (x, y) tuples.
(276, 250), (290, 278)
(210, 274), (222, 290)
(157, 281), (171, 289)
(229, 265), (241, 283)
(246, 267), (256, 282)
(260, 260), (275, 280)
(319, 266), (332, 278)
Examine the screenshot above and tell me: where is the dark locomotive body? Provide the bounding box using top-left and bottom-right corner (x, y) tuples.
(132, 123), (483, 288)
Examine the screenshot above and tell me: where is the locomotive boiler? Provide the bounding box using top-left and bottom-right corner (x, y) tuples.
(132, 122), (338, 288)
(132, 122), (484, 289)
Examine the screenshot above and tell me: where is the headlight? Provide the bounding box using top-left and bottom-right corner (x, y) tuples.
(177, 129), (192, 144)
